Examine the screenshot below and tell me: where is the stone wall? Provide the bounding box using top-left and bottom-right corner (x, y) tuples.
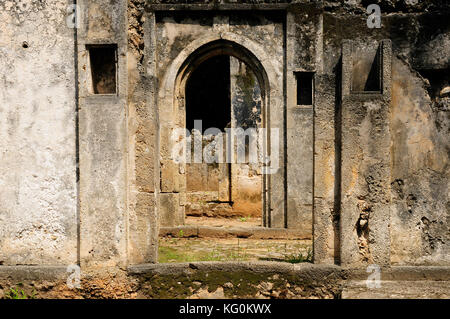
(0, 0), (77, 265)
(0, 0), (448, 273)
(313, 6), (450, 265)
(77, 0), (129, 268)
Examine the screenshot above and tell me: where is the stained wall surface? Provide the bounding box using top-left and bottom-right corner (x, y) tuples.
(0, 0), (448, 270)
(0, 0), (77, 265)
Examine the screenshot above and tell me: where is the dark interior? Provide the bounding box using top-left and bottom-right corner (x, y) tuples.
(186, 55), (231, 132)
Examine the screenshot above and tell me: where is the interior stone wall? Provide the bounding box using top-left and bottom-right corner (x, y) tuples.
(229, 57), (264, 218)
(182, 56), (263, 219)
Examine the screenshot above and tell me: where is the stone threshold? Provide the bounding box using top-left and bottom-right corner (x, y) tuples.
(159, 225), (311, 239)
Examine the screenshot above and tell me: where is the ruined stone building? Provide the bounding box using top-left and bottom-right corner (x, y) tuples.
(0, 0), (449, 298)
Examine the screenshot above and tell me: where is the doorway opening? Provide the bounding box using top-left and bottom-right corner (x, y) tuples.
(158, 40), (312, 264)
(186, 55), (231, 132)
(184, 54), (263, 230)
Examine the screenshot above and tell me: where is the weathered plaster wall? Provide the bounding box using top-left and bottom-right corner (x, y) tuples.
(127, 0), (159, 264)
(318, 8), (449, 265)
(286, 3), (322, 239)
(0, 0), (448, 272)
(77, 0), (129, 268)
(0, 0), (77, 265)
(388, 12), (450, 266)
(340, 40), (392, 267)
(390, 58), (449, 265)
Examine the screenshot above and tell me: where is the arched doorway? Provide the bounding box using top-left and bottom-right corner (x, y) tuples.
(174, 40), (270, 228)
(184, 53), (264, 227)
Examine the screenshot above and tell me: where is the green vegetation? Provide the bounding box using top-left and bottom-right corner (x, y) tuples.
(284, 248), (313, 264)
(5, 285), (36, 299)
(158, 242), (248, 263)
(158, 237), (312, 263)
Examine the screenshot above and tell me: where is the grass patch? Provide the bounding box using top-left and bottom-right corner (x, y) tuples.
(158, 238), (313, 263)
(4, 285), (36, 299)
(158, 239), (248, 263)
(284, 248), (313, 263)
(259, 248), (313, 263)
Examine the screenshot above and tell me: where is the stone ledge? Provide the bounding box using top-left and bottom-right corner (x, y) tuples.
(146, 3), (291, 12)
(346, 266), (450, 282)
(342, 280), (450, 299)
(129, 262), (450, 282)
(0, 264), (447, 283)
(0, 266), (69, 280)
(129, 261), (343, 278)
(159, 225), (311, 239)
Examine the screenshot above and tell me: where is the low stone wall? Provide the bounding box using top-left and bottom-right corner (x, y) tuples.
(1, 263), (448, 299)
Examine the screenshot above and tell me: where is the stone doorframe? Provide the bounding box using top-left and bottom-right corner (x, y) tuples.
(172, 40), (269, 226)
(156, 33), (285, 229)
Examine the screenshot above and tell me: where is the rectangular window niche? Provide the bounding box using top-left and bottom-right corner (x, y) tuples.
(295, 72), (314, 106)
(351, 45), (381, 93)
(87, 44), (118, 95)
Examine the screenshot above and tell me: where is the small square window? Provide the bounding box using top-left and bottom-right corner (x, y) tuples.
(295, 72), (314, 106)
(87, 45), (117, 94)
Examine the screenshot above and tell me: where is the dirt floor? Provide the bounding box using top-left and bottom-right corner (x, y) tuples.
(158, 237), (312, 263)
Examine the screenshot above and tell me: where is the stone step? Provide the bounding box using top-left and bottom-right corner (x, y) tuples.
(342, 280), (450, 299)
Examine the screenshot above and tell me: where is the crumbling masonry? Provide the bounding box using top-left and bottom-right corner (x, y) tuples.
(0, 0), (449, 298)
